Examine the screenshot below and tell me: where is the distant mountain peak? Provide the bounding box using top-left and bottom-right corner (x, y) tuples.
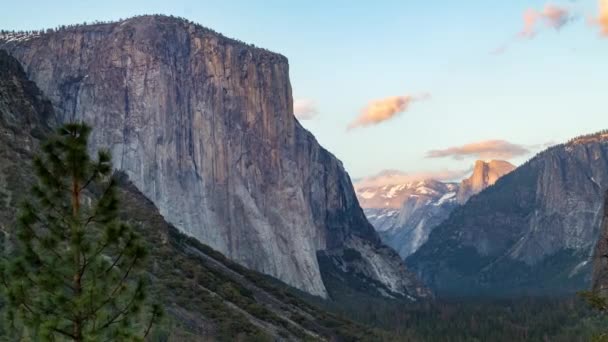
(356, 159), (515, 259)
(456, 160), (515, 204)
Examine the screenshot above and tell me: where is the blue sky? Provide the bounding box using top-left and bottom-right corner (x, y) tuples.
(1, 0), (606, 179)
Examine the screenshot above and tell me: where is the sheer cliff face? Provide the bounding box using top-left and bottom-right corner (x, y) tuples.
(0, 16), (427, 299)
(408, 135), (608, 296)
(592, 191), (608, 295)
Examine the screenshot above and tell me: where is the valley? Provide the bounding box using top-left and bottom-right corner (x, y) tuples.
(1, 5), (607, 341)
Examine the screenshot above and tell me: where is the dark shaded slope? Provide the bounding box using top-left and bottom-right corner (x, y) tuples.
(116, 174), (387, 341)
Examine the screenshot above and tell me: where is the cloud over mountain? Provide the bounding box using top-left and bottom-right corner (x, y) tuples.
(426, 140), (531, 160)
(354, 168), (470, 189)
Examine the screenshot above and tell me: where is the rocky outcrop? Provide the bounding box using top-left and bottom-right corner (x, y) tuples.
(456, 160), (515, 204)
(356, 160), (513, 259)
(408, 134), (608, 296)
(0, 15), (428, 299)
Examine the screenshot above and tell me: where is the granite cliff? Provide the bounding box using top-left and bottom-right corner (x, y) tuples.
(592, 190), (608, 295)
(0, 15), (429, 299)
(0, 50), (398, 340)
(456, 160), (515, 204)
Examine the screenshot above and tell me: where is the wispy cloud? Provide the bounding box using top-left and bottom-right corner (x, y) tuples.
(493, 3), (577, 54)
(426, 140), (531, 160)
(520, 8), (540, 38)
(293, 98), (318, 120)
(348, 93), (429, 130)
(542, 4), (573, 29)
(490, 45), (508, 55)
(526, 140), (558, 150)
(354, 168), (471, 189)
(520, 4), (575, 38)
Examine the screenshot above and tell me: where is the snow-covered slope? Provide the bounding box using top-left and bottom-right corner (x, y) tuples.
(357, 179), (459, 258)
(356, 160), (514, 259)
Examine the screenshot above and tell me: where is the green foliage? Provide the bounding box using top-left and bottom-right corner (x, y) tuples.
(115, 178), (387, 340)
(0, 123), (161, 341)
(581, 291), (608, 312)
(580, 290), (608, 341)
(307, 288), (608, 342)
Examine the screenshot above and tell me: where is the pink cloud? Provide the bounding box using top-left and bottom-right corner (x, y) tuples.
(348, 93), (429, 130)
(293, 98), (318, 120)
(354, 168), (471, 189)
(519, 4), (574, 38)
(494, 3), (576, 55)
(542, 4), (571, 29)
(520, 8), (540, 38)
(426, 140), (531, 160)
(592, 0), (608, 36)
(602, 0), (608, 36)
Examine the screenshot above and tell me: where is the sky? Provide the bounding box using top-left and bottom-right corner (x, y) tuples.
(1, 0), (607, 180)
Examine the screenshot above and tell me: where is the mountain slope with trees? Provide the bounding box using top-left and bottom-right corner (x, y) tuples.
(0, 49), (391, 341)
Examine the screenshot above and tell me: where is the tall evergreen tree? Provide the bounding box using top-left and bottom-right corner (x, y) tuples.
(1, 123), (161, 341)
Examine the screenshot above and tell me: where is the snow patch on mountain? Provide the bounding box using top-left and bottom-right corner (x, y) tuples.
(356, 160), (515, 259)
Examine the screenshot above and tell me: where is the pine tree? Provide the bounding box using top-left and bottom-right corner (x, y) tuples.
(1, 123), (161, 341)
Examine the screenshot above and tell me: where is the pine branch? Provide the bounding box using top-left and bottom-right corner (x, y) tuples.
(143, 306), (161, 338)
(21, 223), (66, 265)
(86, 255), (140, 319)
(94, 286), (141, 333)
(51, 327), (77, 340)
(100, 233), (138, 276)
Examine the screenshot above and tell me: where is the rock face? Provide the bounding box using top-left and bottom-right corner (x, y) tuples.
(0, 15), (429, 299)
(456, 160), (515, 204)
(0, 51), (405, 340)
(592, 190), (608, 295)
(356, 160), (513, 259)
(0, 50), (55, 236)
(408, 133), (608, 296)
